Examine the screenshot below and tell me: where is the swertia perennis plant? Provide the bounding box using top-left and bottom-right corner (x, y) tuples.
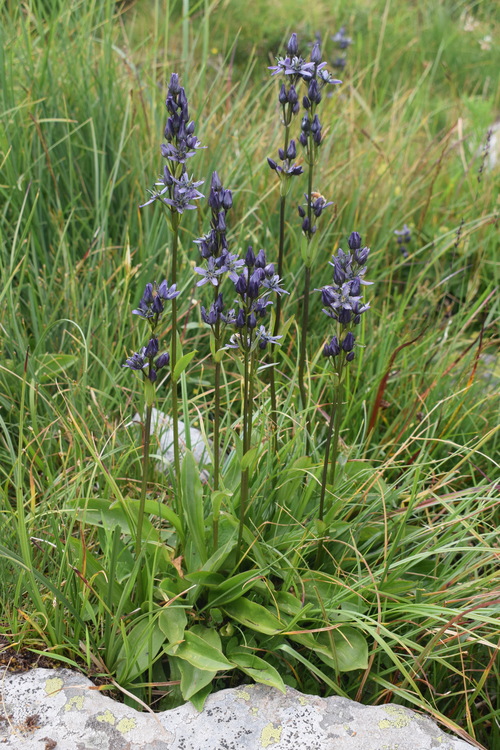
(118, 33), (373, 708)
(117, 34), (373, 709)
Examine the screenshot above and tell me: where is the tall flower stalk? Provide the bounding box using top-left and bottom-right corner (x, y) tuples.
(223, 247), (287, 553)
(122, 280), (179, 558)
(296, 40), (341, 423)
(141, 73), (204, 496)
(315, 232), (371, 566)
(267, 33), (304, 442)
(194, 172), (236, 539)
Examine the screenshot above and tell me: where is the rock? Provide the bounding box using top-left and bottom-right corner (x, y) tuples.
(128, 408), (211, 477)
(0, 668), (477, 750)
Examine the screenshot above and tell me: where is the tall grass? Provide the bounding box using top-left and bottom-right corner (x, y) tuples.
(0, 0), (498, 746)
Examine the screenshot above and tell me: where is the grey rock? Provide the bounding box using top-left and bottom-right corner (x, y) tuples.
(0, 668), (476, 750)
(128, 408), (211, 479)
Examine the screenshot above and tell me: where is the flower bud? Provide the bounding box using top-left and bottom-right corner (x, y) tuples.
(354, 246), (370, 264)
(279, 83), (288, 105)
(286, 140), (297, 160)
(211, 171), (222, 191)
(245, 246), (256, 268)
(348, 231), (362, 250)
(152, 296), (164, 315)
(214, 293), (224, 312)
(235, 275), (247, 296)
(142, 283), (154, 304)
(321, 287), (336, 305)
(287, 33), (299, 56)
(247, 312), (257, 329)
(308, 80), (321, 103)
(342, 332), (355, 352)
(222, 189), (233, 210)
(311, 41), (322, 64)
(267, 157), (278, 171)
(264, 263), (275, 278)
(311, 114), (321, 133)
(235, 308), (246, 328)
(288, 86), (298, 106)
(216, 211), (226, 233)
(255, 249), (266, 269)
(156, 352), (170, 369)
(346, 351), (355, 362)
(145, 337), (159, 358)
(247, 274), (261, 299)
(338, 308), (352, 324)
(350, 277), (361, 296)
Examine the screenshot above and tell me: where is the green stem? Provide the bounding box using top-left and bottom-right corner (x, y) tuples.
(315, 364), (344, 568)
(269, 118), (291, 450)
(170, 215), (181, 510)
(298, 153), (315, 442)
(237, 345), (251, 553)
(329, 378), (344, 489)
(135, 403), (152, 559)
(298, 265), (312, 426)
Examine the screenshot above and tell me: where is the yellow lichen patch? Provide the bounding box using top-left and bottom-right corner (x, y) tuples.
(65, 695), (85, 712)
(260, 722), (282, 747)
(45, 677), (64, 696)
(298, 696), (309, 706)
(116, 717), (136, 733)
(250, 706), (259, 716)
(379, 706), (412, 730)
(96, 709), (116, 725)
(235, 689), (251, 701)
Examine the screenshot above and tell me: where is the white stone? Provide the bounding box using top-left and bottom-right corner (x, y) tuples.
(129, 408), (212, 475)
(0, 668), (477, 750)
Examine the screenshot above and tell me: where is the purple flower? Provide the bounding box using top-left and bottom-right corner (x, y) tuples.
(194, 256), (224, 287)
(256, 326), (282, 350)
(122, 348), (147, 371)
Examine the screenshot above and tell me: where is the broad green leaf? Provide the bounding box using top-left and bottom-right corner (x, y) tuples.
(291, 627), (368, 672)
(199, 530), (237, 574)
(185, 571), (225, 586)
(173, 350), (197, 380)
(72, 498), (158, 541)
(223, 597), (286, 635)
(171, 654), (215, 702)
(167, 627), (234, 672)
(274, 591), (303, 616)
(208, 570), (264, 607)
(229, 649), (286, 693)
(189, 682), (213, 711)
(177, 631), (233, 671)
(181, 450), (207, 564)
(158, 606), (187, 645)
